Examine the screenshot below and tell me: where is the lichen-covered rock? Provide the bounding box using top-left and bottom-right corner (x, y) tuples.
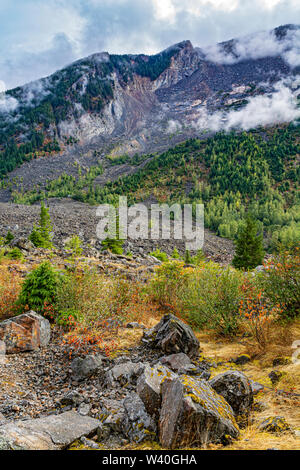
(105, 361), (145, 387)
(0, 411), (100, 450)
(122, 393), (156, 443)
(71, 354), (103, 381)
(258, 416), (290, 434)
(0, 311), (50, 354)
(209, 370), (253, 419)
(137, 364), (177, 418)
(159, 375), (239, 449)
(233, 354), (251, 365)
(160, 353), (192, 371)
(99, 398), (126, 436)
(142, 314), (200, 358)
(268, 370), (282, 385)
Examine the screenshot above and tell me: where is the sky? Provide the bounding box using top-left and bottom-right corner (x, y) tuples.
(0, 0), (299, 90)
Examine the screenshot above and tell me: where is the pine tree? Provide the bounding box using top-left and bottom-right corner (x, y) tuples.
(29, 202), (53, 248)
(101, 212), (124, 255)
(232, 214), (264, 270)
(4, 230), (14, 245)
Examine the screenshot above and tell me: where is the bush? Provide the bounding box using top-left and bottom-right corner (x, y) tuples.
(4, 231), (14, 245)
(65, 235), (83, 257)
(260, 248), (300, 319)
(149, 261), (244, 336)
(180, 263), (244, 335)
(150, 249), (169, 262)
(18, 262), (60, 313)
(6, 247), (23, 260)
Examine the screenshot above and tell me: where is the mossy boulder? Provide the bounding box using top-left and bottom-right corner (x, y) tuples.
(209, 370), (253, 421)
(259, 416), (290, 434)
(159, 375), (239, 448)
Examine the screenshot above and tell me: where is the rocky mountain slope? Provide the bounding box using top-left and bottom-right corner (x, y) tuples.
(0, 24), (299, 189)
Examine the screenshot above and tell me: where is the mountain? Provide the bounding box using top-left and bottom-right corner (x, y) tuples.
(0, 24), (299, 191)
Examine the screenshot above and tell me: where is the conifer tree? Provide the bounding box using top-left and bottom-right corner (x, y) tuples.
(29, 201), (53, 248)
(232, 214), (264, 270)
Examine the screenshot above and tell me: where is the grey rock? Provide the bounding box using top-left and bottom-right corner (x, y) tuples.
(159, 375), (239, 449)
(80, 436), (100, 449)
(268, 370), (282, 385)
(142, 314), (200, 358)
(0, 413), (7, 426)
(0, 411), (100, 450)
(126, 322), (146, 329)
(258, 416), (290, 433)
(105, 361), (145, 387)
(233, 354), (251, 365)
(160, 352), (192, 371)
(209, 370), (253, 419)
(122, 392), (156, 443)
(71, 354), (103, 381)
(60, 390), (83, 407)
(137, 364), (177, 418)
(78, 403), (91, 416)
(250, 380), (264, 395)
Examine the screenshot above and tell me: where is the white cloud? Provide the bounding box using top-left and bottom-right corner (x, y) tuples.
(193, 80), (300, 132)
(202, 26), (300, 68)
(0, 93), (18, 114)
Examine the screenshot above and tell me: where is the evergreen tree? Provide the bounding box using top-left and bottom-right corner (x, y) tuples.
(232, 214), (264, 270)
(101, 212), (124, 255)
(4, 230), (14, 245)
(29, 201), (53, 248)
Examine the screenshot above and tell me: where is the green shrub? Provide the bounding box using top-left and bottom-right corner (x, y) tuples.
(150, 249), (169, 262)
(18, 262), (60, 313)
(65, 235), (83, 257)
(4, 231), (14, 245)
(259, 248), (300, 319)
(180, 263), (243, 335)
(6, 247), (23, 260)
(172, 247), (181, 259)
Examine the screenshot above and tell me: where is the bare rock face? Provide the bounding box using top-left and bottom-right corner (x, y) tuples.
(137, 364), (177, 418)
(105, 361), (145, 387)
(0, 411), (100, 450)
(142, 314), (200, 358)
(209, 371), (253, 420)
(0, 311), (50, 354)
(159, 375), (239, 449)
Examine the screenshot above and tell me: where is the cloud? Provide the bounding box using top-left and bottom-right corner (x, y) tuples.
(0, 93), (19, 114)
(192, 80), (300, 132)
(0, 0), (299, 89)
(201, 25), (300, 67)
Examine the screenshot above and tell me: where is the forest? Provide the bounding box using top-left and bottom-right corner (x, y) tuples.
(10, 124), (300, 251)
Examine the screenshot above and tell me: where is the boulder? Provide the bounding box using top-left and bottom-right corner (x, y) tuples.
(258, 416), (290, 434)
(122, 393), (156, 443)
(159, 375), (239, 449)
(0, 311), (50, 354)
(105, 362), (145, 387)
(71, 354), (103, 381)
(0, 411), (100, 450)
(99, 398), (126, 437)
(160, 353), (192, 371)
(137, 364), (177, 418)
(59, 390), (83, 407)
(233, 354), (251, 365)
(268, 370), (282, 385)
(142, 314), (200, 358)
(126, 322), (146, 329)
(250, 380), (264, 395)
(209, 370), (253, 419)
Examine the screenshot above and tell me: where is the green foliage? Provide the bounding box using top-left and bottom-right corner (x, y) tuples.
(4, 230), (14, 245)
(172, 247), (181, 259)
(6, 247), (23, 260)
(184, 250), (192, 264)
(18, 262), (60, 313)
(29, 202), (53, 248)
(150, 249), (169, 262)
(65, 235), (83, 257)
(101, 213), (124, 255)
(259, 248), (300, 319)
(232, 215), (264, 270)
